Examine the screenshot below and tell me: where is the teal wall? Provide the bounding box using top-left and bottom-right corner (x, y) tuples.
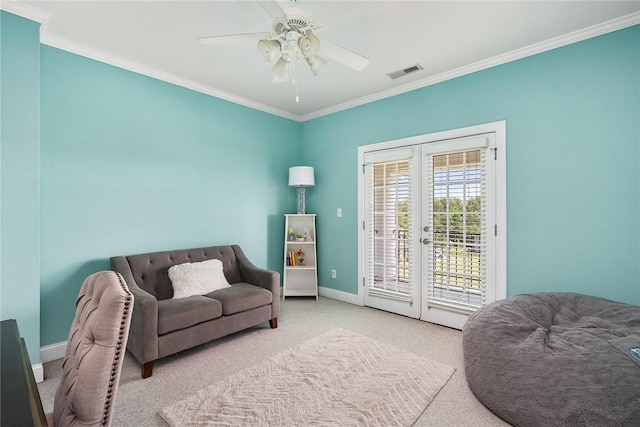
(1, 10), (639, 357)
(0, 12), (41, 362)
(303, 24), (640, 306)
(39, 47), (300, 345)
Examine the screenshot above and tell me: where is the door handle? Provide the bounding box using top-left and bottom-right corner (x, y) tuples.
(422, 238), (432, 245)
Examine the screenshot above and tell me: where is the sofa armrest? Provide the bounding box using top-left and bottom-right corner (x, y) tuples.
(231, 245), (280, 318)
(110, 256), (159, 364)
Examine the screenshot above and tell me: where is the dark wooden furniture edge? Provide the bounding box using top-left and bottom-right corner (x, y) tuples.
(1, 319), (47, 427)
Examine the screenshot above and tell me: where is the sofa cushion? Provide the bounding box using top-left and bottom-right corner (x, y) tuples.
(157, 296), (223, 335)
(209, 283), (273, 316)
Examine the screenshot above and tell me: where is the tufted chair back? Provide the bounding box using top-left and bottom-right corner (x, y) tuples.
(49, 271), (133, 427)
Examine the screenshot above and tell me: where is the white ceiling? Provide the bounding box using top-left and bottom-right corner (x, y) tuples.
(7, 1), (640, 121)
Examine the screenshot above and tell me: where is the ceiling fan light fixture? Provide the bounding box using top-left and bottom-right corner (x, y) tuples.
(298, 34), (320, 58)
(306, 55), (327, 76)
(257, 39), (281, 62)
(273, 56), (292, 80)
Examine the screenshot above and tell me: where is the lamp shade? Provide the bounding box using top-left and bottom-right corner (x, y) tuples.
(257, 39), (281, 62)
(298, 34), (320, 58)
(288, 166), (315, 187)
(306, 55), (327, 75)
(273, 56), (292, 80)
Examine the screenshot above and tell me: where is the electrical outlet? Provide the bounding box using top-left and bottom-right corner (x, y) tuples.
(336, 208), (342, 218)
(331, 269), (337, 279)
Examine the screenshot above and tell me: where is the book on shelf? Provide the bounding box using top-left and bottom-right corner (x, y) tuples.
(286, 250), (297, 267)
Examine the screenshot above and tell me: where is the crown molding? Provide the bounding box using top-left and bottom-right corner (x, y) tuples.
(3, 2), (638, 123)
(300, 11), (640, 122)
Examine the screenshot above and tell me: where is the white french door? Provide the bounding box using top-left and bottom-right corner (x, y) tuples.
(363, 147), (421, 318)
(361, 124), (505, 329)
(420, 135), (496, 329)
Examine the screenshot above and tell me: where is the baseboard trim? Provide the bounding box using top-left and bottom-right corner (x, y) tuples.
(33, 363), (44, 383)
(318, 286), (362, 306)
(36, 340), (67, 383)
(41, 340), (67, 363)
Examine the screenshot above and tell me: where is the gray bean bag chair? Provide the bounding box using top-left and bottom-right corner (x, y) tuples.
(463, 292), (640, 426)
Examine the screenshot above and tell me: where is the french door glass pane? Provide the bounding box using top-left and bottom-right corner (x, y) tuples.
(431, 150), (485, 307)
(371, 160), (412, 295)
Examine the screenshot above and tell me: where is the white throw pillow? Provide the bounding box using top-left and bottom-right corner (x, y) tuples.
(168, 259), (232, 299)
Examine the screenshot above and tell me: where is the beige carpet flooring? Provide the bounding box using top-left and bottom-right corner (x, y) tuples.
(37, 297), (510, 426)
(161, 328), (455, 426)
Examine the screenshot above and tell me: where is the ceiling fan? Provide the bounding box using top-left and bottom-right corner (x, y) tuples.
(197, 0), (370, 83)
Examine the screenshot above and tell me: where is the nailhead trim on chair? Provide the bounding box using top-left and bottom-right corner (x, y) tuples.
(100, 272), (132, 426)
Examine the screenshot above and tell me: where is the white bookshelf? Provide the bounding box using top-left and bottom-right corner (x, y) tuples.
(283, 214), (318, 300)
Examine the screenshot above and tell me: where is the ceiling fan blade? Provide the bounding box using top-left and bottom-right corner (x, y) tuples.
(318, 38), (369, 71)
(197, 33), (271, 46)
(257, 1), (287, 20)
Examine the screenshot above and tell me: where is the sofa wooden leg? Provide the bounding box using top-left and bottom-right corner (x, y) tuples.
(142, 361), (154, 379)
(269, 318), (278, 329)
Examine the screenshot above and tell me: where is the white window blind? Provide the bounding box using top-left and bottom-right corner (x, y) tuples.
(425, 147), (488, 312)
(364, 149), (415, 303)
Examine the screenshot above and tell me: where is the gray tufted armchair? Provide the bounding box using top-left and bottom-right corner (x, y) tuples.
(47, 271), (133, 427)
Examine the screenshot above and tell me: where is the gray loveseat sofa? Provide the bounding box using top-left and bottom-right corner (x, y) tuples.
(111, 244), (279, 378)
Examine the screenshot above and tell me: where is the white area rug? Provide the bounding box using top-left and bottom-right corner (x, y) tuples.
(160, 328), (455, 426)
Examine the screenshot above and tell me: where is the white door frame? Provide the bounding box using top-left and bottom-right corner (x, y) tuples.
(357, 121), (507, 314)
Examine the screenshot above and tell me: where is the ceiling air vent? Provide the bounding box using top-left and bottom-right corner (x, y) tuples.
(387, 64), (424, 80)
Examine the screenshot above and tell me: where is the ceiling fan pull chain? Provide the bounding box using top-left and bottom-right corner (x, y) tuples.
(288, 53), (299, 103)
